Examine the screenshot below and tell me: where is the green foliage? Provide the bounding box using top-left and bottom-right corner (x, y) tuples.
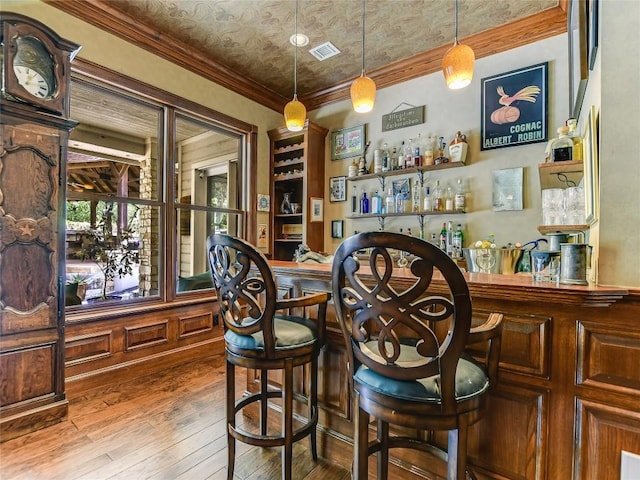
(75, 203), (140, 299)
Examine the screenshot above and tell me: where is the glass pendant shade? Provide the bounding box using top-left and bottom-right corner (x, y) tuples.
(350, 73), (376, 113)
(442, 41), (475, 89)
(284, 94), (306, 132)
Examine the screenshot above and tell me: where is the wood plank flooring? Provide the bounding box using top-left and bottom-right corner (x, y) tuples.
(0, 353), (351, 480)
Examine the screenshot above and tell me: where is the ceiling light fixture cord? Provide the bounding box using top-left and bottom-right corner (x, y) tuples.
(361, 0), (366, 74)
(454, 0), (459, 44)
(294, 0), (298, 96)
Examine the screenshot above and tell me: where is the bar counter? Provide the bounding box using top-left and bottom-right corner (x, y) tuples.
(266, 260), (640, 480)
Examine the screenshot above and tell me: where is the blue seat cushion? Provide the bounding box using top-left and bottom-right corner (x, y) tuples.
(354, 342), (489, 403)
(224, 314), (316, 351)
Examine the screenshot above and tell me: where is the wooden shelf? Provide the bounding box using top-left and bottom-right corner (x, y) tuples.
(347, 161), (465, 182)
(537, 224), (589, 234)
(348, 210), (466, 220)
(538, 160), (583, 189)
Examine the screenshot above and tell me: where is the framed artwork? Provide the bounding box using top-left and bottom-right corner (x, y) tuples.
(310, 197), (323, 222)
(583, 105), (599, 224)
(331, 220), (344, 239)
(331, 124), (366, 160)
(329, 176), (346, 202)
(257, 223), (268, 248)
(588, 0), (599, 70)
(569, 0), (588, 119)
(492, 167), (523, 211)
(481, 62), (548, 150)
(257, 193), (270, 212)
(392, 178), (410, 200)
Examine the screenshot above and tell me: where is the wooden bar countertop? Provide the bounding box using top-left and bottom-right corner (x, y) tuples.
(268, 260), (629, 308)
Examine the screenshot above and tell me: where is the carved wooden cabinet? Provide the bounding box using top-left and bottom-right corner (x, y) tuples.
(0, 13), (79, 441)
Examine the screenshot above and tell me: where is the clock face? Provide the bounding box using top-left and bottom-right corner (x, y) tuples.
(13, 65), (50, 98)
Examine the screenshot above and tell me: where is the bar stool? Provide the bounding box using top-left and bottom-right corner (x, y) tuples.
(207, 234), (329, 480)
(331, 231), (503, 480)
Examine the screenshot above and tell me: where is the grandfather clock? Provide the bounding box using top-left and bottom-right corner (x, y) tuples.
(0, 12), (80, 441)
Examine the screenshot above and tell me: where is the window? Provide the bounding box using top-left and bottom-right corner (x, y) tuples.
(66, 63), (254, 310)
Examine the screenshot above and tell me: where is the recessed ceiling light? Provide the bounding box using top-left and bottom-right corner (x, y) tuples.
(290, 33), (309, 47)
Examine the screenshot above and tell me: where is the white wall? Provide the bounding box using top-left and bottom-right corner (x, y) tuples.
(312, 35), (570, 256)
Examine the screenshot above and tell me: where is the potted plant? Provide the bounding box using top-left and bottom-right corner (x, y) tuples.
(75, 205), (140, 301)
(65, 274), (87, 305)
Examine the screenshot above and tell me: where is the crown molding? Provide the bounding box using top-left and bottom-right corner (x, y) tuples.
(46, 1), (567, 114)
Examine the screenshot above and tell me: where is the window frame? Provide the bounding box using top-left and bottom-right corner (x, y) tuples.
(66, 59), (258, 322)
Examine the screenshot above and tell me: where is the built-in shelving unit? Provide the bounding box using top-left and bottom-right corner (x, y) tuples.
(268, 120), (328, 261)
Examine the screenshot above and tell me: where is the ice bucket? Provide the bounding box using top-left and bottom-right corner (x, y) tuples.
(463, 248), (502, 274)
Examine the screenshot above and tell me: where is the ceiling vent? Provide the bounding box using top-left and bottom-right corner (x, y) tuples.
(309, 42), (341, 61)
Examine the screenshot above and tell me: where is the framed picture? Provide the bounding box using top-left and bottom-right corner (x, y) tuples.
(392, 178), (410, 200)
(492, 167), (523, 211)
(257, 223), (268, 248)
(481, 62), (548, 151)
(257, 193), (270, 212)
(583, 105), (599, 224)
(329, 176), (346, 202)
(588, 0), (599, 70)
(569, 0), (588, 119)
(310, 197), (323, 222)
(331, 124), (366, 160)
(331, 220), (344, 239)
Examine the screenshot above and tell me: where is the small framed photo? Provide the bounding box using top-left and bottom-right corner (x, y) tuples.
(257, 194), (270, 212)
(329, 176), (346, 202)
(392, 178), (410, 200)
(331, 220), (344, 239)
(331, 124), (366, 160)
(257, 223), (268, 248)
(310, 197), (323, 222)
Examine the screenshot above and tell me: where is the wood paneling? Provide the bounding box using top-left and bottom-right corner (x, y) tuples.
(65, 331), (112, 365)
(577, 320), (640, 394)
(0, 344), (55, 405)
(124, 320), (169, 351)
(177, 312), (213, 338)
(575, 399), (640, 480)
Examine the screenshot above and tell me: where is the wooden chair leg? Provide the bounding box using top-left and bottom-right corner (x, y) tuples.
(377, 418), (389, 480)
(282, 358), (294, 480)
(309, 356), (318, 460)
(353, 391), (369, 480)
(226, 359), (236, 480)
(260, 368), (268, 435)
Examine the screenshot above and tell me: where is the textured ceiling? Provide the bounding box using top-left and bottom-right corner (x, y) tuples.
(104, 0), (559, 99)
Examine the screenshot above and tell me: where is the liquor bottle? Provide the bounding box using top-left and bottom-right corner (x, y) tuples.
(395, 190), (405, 213)
(439, 222), (447, 251)
(423, 185), (432, 211)
(430, 232), (438, 246)
(432, 180), (443, 211)
(381, 142), (390, 172)
(351, 185), (358, 214)
(566, 118), (584, 162)
(445, 184), (454, 212)
(391, 147), (398, 170)
(448, 131), (468, 163)
(551, 126), (573, 162)
(397, 142), (406, 169)
(446, 221), (454, 256)
(434, 137), (448, 165)
(371, 190), (382, 214)
(348, 158), (358, 178)
(385, 187), (395, 214)
(452, 224), (464, 259)
(405, 139), (414, 168)
(360, 191), (369, 214)
(423, 134), (435, 166)
(454, 178), (466, 213)
(412, 182), (421, 212)
(414, 133), (422, 167)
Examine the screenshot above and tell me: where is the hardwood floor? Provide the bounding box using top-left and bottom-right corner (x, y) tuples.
(0, 354), (351, 480)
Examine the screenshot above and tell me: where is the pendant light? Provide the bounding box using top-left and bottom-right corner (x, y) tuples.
(442, 0), (475, 90)
(350, 0), (376, 113)
(284, 0), (306, 131)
